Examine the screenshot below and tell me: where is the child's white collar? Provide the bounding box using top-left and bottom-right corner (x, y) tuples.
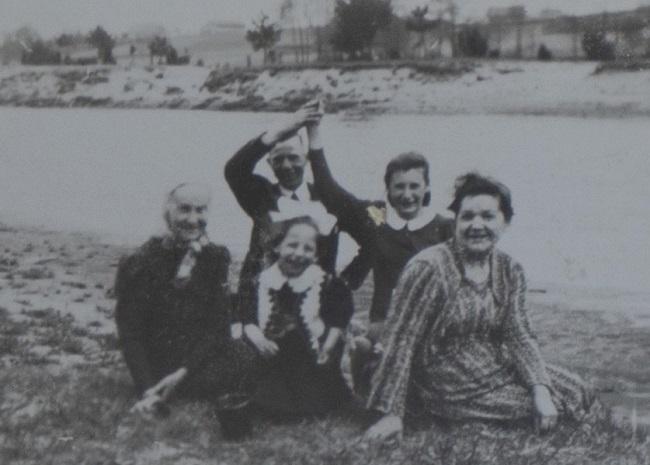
(261, 262), (326, 293)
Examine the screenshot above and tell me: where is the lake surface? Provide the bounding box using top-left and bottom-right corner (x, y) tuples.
(1, 107), (649, 293)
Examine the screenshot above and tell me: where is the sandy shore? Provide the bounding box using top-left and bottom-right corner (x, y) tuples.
(2, 60), (650, 117)
(1, 222), (649, 427)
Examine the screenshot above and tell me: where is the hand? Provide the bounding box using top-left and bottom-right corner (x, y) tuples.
(303, 100), (325, 151)
(317, 327), (343, 364)
(130, 367), (187, 415)
(367, 322), (384, 345)
(244, 324), (279, 358)
(533, 385), (558, 433)
(149, 367), (188, 403)
(130, 391), (162, 416)
(262, 101), (323, 146)
(365, 415), (403, 442)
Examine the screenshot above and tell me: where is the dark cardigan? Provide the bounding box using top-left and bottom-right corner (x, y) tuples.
(114, 237), (234, 395)
(309, 149), (453, 322)
(224, 135), (340, 320)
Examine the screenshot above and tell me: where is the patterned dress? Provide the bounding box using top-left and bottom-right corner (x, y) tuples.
(367, 240), (597, 423)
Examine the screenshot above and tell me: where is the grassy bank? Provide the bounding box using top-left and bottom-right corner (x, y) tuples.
(0, 224), (649, 464)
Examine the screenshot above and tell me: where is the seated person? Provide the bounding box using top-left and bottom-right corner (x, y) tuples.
(239, 216), (353, 416)
(365, 173), (602, 441)
(305, 108), (453, 396)
(114, 183), (258, 440)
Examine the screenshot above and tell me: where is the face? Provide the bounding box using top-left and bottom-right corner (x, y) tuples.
(455, 194), (507, 256)
(166, 185), (210, 242)
(268, 151), (307, 191)
(276, 223), (318, 278)
(387, 168), (429, 221)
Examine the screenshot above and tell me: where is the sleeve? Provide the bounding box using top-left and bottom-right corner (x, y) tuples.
(182, 247), (234, 376)
(366, 259), (441, 419)
(339, 246), (373, 291)
(308, 148), (376, 246)
(238, 274), (260, 326)
(114, 256), (157, 395)
(224, 135), (275, 218)
(320, 277), (354, 329)
(503, 263), (552, 389)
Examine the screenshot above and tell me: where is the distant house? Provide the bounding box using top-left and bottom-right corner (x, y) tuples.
(485, 5), (650, 59)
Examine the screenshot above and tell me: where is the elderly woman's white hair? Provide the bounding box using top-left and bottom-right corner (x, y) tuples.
(163, 182), (212, 228)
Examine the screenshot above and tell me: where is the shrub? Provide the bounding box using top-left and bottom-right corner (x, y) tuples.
(538, 44), (553, 60)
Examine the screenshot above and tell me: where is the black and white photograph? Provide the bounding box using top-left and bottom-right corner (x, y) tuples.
(0, 1), (649, 463)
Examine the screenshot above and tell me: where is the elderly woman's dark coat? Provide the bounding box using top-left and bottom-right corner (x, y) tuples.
(114, 237), (256, 407)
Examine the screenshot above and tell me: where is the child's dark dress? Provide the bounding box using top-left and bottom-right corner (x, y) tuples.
(241, 263), (354, 415)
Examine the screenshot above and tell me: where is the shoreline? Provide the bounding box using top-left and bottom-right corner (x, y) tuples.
(2, 60), (650, 118)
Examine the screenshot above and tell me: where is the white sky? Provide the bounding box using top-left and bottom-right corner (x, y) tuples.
(1, 0), (648, 38)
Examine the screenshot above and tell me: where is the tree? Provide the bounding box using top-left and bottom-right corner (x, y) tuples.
(406, 6), (434, 58)
(21, 39), (61, 65)
(431, 0), (459, 57)
(457, 25), (488, 57)
(582, 28), (615, 61)
(55, 33), (76, 48)
(330, 0), (393, 60)
(87, 26), (115, 64)
(246, 13), (282, 65)
(1, 26), (41, 64)
(537, 44), (552, 60)
(148, 35), (169, 64)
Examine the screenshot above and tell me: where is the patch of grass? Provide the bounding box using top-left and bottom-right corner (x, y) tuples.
(0, 335), (21, 355)
(1, 359), (647, 465)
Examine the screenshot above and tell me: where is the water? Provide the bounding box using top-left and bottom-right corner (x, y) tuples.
(1, 107), (649, 293)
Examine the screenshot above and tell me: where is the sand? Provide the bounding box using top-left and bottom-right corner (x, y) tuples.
(1, 60), (650, 117)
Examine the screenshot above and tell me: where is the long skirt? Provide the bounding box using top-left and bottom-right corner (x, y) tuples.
(254, 329), (351, 416)
(177, 338), (260, 410)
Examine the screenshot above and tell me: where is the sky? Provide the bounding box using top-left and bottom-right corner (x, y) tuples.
(1, 0), (648, 38)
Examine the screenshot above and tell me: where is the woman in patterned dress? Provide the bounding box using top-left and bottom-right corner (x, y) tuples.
(240, 216), (353, 416)
(365, 173), (599, 440)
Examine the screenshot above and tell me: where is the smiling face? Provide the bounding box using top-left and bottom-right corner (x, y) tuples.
(276, 223), (318, 278)
(455, 194), (507, 256)
(387, 168), (429, 221)
(165, 184), (210, 243)
(267, 145), (307, 191)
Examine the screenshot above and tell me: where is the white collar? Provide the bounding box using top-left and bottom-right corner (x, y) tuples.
(261, 262), (326, 293)
(385, 203), (438, 231)
(278, 182), (311, 201)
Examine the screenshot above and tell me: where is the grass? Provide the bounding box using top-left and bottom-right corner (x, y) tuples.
(1, 363), (647, 465)
(2, 302), (648, 465)
(0, 227), (649, 464)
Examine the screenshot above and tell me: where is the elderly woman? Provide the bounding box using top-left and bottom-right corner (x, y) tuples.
(365, 173), (599, 440)
(115, 183), (258, 440)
